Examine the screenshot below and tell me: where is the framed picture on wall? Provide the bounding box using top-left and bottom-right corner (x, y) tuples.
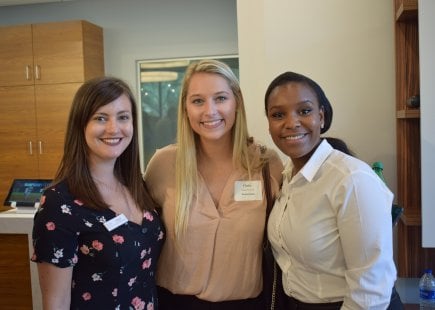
(136, 55), (239, 168)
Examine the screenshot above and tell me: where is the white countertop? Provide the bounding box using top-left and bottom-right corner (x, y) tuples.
(0, 208), (35, 233)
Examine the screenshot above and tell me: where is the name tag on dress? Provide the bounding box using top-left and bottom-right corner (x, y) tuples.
(103, 214), (128, 231)
(234, 180), (262, 201)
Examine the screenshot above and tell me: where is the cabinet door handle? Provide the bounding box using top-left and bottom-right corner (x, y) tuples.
(29, 141), (33, 155)
(38, 141), (43, 154)
(35, 65), (41, 80)
(25, 65), (31, 80)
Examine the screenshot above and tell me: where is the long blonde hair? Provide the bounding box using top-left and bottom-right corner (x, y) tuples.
(175, 59), (252, 237)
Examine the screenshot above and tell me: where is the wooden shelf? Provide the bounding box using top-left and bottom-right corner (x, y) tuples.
(395, 0), (418, 21)
(392, 0), (434, 278)
(401, 209), (421, 226)
(397, 219), (435, 277)
(396, 109), (420, 118)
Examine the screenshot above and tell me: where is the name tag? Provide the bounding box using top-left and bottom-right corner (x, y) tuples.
(103, 214), (128, 231)
(234, 180), (262, 201)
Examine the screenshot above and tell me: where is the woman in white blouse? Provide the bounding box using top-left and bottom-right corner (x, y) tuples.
(265, 71), (397, 309)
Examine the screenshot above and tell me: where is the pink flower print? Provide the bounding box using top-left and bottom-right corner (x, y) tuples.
(158, 231), (164, 241)
(147, 302), (154, 310)
(142, 258), (152, 269)
(143, 211), (154, 221)
(40, 195), (46, 205)
(45, 222), (55, 231)
(128, 276), (137, 287)
(74, 199), (84, 205)
(112, 288), (118, 297)
(82, 292), (92, 301)
(80, 245), (90, 255)
(72, 254), (78, 264)
(112, 234), (124, 244)
(140, 249), (147, 259)
(92, 240), (103, 251)
(131, 297), (145, 310)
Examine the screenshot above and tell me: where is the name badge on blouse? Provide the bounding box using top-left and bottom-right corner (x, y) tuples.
(103, 214), (128, 231)
(234, 180), (262, 201)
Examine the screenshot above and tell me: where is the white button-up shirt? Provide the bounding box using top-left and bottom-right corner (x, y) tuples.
(268, 140), (397, 309)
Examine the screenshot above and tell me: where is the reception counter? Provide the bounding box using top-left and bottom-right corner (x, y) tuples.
(0, 207), (42, 310)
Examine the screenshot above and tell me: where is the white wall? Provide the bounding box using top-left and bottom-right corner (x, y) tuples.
(419, 0), (435, 248)
(237, 0), (397, 194)
(236, 0), (421, 303)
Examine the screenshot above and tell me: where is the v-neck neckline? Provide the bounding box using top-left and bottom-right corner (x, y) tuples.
(198, 170), (234, 210)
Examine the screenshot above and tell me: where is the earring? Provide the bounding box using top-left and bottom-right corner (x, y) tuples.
(321, 124), (324, 129)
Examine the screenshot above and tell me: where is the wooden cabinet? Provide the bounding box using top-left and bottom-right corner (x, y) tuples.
(0, 234), (33, 310)
(0, 213), (40, 309)
(0, 86), (39, 189)
(0, 20), (104, 86)
(394, 0), (435, 277)
(34, 83), (82, 175)
(0, 24), (33, 86)
(0, 20), (104, 206)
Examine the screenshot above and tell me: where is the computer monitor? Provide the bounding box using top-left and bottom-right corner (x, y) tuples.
(3, 179), (52, 207)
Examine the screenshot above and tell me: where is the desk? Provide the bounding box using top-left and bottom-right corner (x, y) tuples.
(0, 208), (41, 310)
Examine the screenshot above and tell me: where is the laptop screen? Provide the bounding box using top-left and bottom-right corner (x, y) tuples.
(3, 179), (52, 207)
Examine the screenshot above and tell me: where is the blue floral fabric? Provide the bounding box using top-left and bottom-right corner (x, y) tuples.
(31, 181), (164, 310)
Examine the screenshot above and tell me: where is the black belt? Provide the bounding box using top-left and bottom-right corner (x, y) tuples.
(286, 296), (343, 310)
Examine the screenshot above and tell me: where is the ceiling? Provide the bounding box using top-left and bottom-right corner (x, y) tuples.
(0, 0), (72, 6)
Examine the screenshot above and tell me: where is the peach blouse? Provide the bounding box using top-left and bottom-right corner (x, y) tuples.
(144, 143), (282, 302)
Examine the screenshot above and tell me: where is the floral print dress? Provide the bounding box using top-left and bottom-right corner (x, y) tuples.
(31, 181), (165, 310)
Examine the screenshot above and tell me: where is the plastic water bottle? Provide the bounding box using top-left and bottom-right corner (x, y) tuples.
(372, 161), (387, 184)
(372, 161), (404, 226)
(419, 269), (435, 309)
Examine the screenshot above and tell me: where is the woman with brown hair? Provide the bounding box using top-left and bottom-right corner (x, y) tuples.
(32, 76), (164, 309)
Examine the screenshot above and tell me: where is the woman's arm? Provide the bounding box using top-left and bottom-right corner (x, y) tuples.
(267, 148), (284, 193)
(37, 262), (73, 310)
(338, 170), (395, 309)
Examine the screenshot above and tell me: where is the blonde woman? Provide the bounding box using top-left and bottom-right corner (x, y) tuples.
(145, 59), (283, 309)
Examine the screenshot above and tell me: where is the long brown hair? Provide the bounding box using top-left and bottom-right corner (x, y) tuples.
(54, 76), (155, 211)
